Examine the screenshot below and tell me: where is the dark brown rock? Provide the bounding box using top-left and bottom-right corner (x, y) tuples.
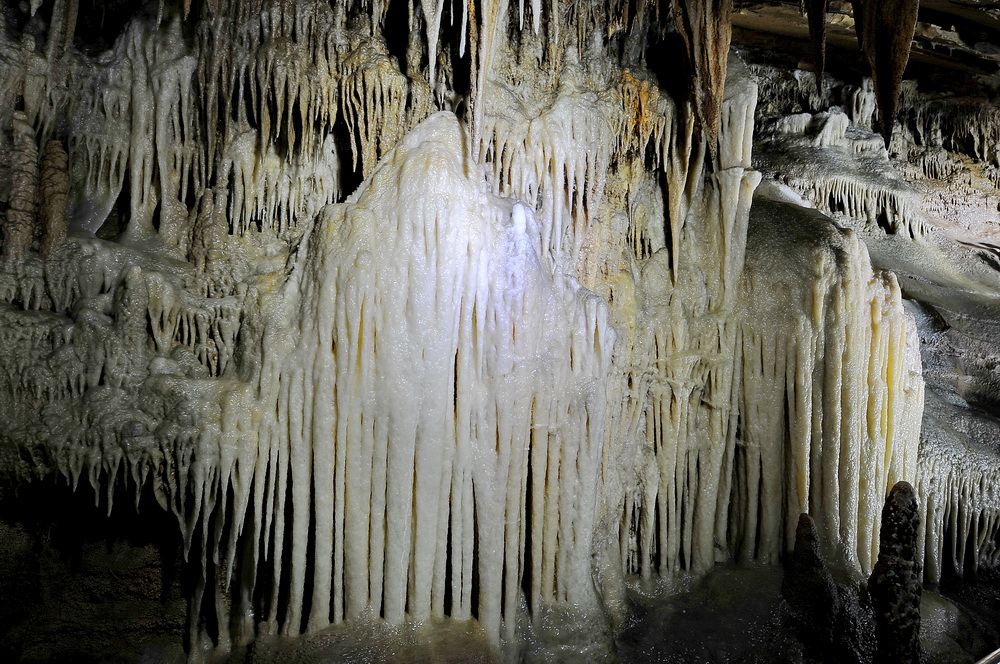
(806, 0), (827, 85)
(783, 513), (841, 660)
(850, 0), (919, 147)
(868, 481), (923, 664)
(672, 0), (734, 155)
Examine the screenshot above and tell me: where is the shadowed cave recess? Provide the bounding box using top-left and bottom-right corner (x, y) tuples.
(1, 0), (1000, 661)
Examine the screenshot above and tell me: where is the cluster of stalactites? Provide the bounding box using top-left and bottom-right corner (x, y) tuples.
(801, 176), (925, 240)
(183, 114), (616, 650)
(0, 0), (758, 257)
(0, 249), (243, 528)
(903, 98), (1000, 167)
(916, 445), (1000, 583)
(157, 47), (766, 650)
(474, 45), (759, 293)
(729, 198), (923, 573)
(1, 0), (413, 248)
(760, 100), (926, 242)
(608, 60), (761, 582)
(796, 0), (918, 145)
(0, 254), (241, 407)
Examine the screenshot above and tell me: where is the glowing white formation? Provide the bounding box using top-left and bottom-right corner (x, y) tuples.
(235, 112), (614, 644)
(737, 195), (923, 569)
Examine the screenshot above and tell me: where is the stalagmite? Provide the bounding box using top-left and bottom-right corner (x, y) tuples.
(782, 513), (842, 659)
(851, 78), (876, 130)
(869, 481), (923, 664)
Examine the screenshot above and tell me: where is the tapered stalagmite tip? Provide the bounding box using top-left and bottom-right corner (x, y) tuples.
(869, 479), (922, 664)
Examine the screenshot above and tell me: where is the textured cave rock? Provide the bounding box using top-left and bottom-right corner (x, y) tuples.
(3, 112), (37, 268)
(782, 513), (877, 664)
(39, 139), (69, 258)
(783, 514), (841, 655)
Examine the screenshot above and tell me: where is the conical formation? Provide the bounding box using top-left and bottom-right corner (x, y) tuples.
(850, 0), (919, 147)
(806, 0), (827, 84)
(672, 0), (734, 156)
(868, 481), (922, 664)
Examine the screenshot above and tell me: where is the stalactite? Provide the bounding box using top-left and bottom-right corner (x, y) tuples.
(422, 0), (447, 88)
(671, 0), (734, 155)
(60, 0), (78, 58)
(468, 0), (510, 162)
(44, 0), (66, 62)
(806, 0), (827, 85)
(851, 0), (919, 147)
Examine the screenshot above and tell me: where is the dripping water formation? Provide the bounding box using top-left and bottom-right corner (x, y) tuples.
(1, 0), (1000, 662)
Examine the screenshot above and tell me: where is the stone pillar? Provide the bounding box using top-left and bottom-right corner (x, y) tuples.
(40, 139), (69, 258)
(3, 112), (38, 268)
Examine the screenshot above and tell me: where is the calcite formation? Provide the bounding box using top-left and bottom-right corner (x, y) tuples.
(0, 0), (997, 661)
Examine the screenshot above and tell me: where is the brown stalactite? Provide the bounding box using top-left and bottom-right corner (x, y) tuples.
(849, 0), (866, 51)
(44, 0), (65, 61)
(671, 0), (734, 157)
(851, 0), (919, 148)
(467, 0), (480, 159)
(64, 0), (78, 55)
(806, 0), (826, 85)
